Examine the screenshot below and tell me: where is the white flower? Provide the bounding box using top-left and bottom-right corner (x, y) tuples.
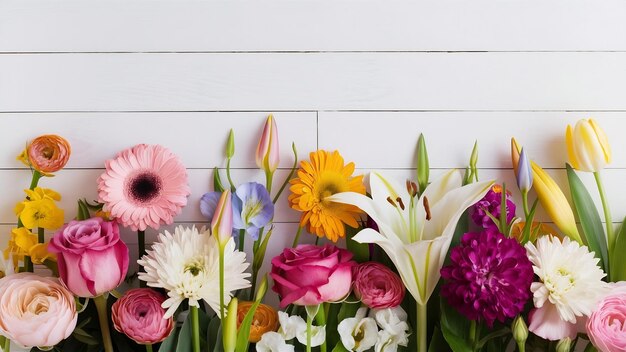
(256, 332), (295, 352)
(371, 307), (410, 352)
(137, 225), (250, 318)
(276, 311), (325, 347)
(296, 324), (326, 347)
(338, 307), (378, 352)
(525, 235), (609, 340)
(0, 255), (14, 278)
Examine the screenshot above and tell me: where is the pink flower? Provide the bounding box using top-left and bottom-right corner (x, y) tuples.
(353, 262), (405, 309)
(211, 189), (233, 247)
(49, 217), (129, 297)
(271, 244), (356, 308)
(98, 144), (190, 231)
(256, 115), (280, 173)
(112, 288), (174, 345)
(0, 273), (77, 348)
(587, 282), (626, 352)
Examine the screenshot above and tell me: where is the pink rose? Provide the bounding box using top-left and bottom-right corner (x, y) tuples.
(112, 288), (174, 344)
(49, 217), (129, 297)
(271, 244), (356, 307)
(353, 262), (405, 309)
(587, 282), (626, 352)
(0, 273), (77, 348)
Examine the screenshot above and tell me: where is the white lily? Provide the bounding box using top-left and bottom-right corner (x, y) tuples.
(330, 169), (492, 352)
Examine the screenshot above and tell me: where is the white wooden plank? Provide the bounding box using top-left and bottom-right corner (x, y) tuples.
(2, 52), (626, 111)
(1, 0), (626, 52)
(0, 169), (302, 224)
(0, 112), (317, 169)
(319, 112), (626, 169)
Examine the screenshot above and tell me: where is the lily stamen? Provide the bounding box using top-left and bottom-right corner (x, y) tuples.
(396, 197), (405, 210)
(387, 196), (397, 208)
(423, 197), (431, 221)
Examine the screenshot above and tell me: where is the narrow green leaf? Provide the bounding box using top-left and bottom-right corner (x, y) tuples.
(213, 167), (225, 193)
(235, 277), (269, 352)
(566, 164), (608, 274)
(611, 217), (626, 281)
(253, 228), (273, 272)
(440, 300), (472, 352)
(207, 315), (221, 352)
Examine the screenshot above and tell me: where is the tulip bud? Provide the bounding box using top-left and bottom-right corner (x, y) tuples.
(223, 297), (238, 352)
(556, 337), (572, 352)
(566, 118), (611, 172)
(256, 115), (280, 174)
(226, 129), (235, 159)
(511, 316), (528, 346)
(211, 190), (233, 247)
(416, 133), (429, 194)
(516, 148), (533, 193)
(254, 275), (268, 302)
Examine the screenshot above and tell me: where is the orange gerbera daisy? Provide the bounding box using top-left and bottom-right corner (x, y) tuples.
(288, 150), (366, 242)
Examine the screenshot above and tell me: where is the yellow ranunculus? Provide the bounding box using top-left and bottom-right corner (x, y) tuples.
(566, 118), (611, 172)
(18, 199), (64, 230)
(511, 138), (583, 244)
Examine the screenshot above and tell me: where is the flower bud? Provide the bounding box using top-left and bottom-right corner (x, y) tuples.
(211, 190), (233, 247)
(566, 118), (611, 172)
(556, 337), (573, 352)
(223, 297), (238, 352)
(516, 148), (533, 193)
(226, 129), (235, 159)
(256, 115), (280, 173)
(416, 133), (429, 194)
(512, 315), (528, 345)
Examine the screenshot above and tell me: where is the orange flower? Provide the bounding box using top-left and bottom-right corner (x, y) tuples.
(19, 135), (71, 173)
(236, 301), (278, 343)
(511, 222), (561, 243)
(288, 150), (365, 242)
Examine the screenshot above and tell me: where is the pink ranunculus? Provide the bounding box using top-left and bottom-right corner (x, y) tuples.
(587, 282), (626, 352)
(0, 273), (77, 348)
(353, 262), (405, 309)
(112, 288), (174, 344)
(49, 217), (129, 297)
(271, 244), (356, 308)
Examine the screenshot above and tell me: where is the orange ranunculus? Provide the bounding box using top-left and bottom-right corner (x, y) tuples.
(511, 221), (561, 243)
(20, 135), (71, 173)
(236, 301), (278, 343)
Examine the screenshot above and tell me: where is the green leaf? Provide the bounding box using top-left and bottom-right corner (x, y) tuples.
(235, 280), (268, 352)
(159, 326), (180, 352)
(428, 326), (451, 352)
(337, 300), (360, 323)
(213, 167), (225, 193)
(208, 315), (221, 352)
(611, 217), (626, 281)
(440, 300), (472, 352)
(325, 302), (342, 348)
(346, 225), (369, 263)
(566, 164), (609, 274)
(331, 341), (350, 352)
(177, 312), (194, 352)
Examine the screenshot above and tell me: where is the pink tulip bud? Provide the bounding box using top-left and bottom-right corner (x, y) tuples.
(211, 190), (233, 246)
(256, 115), (280, 173)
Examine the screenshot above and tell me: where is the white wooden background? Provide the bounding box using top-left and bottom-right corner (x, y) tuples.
(2, 0), (626, 313)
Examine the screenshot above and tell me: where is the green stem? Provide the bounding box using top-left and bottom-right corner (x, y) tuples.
(291, 226), (303, 247)
(37, 227), (44, 244)
(594, 172), (615, 252)
(417, 303), (427, 352)
(249, 227), (263, 300)
(2, 336), (9, 352)
(94, 295), (114, 352)
(138, 230), (146, 288)
(29, 170), (43, 190)
(238, 229), (245, 252)
(190, 306), (201, 352)
(315, 236), (320, 245)
(219, 247), (225, 321)
(306, 311), (312, 352)
(315, 305), (327, 352)
(265, 171), (273, 194)
(522, 191), (530, 218)
(145, 344), (153, 352)
(469, 320), (478, 352)
(226, 158), (236, 191)
(517, 339), (526, 352)
(22, 256), (33, 273)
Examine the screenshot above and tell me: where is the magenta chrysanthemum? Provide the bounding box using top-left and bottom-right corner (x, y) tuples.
(441, 229), (533, 326)
(98, 144), (190, 231)
(470, 185), (516, 230)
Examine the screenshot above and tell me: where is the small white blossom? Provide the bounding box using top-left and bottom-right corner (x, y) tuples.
(256, 332), (295, 352)
(338, 307), (378, 352)
(371, 307), (410, 352)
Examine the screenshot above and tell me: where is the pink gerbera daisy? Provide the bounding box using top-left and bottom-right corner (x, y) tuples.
(98, 144), (190, 231)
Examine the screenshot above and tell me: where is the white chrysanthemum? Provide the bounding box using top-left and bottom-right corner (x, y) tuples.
(138, 225), (250, 318)
(525, 235), (608, 324)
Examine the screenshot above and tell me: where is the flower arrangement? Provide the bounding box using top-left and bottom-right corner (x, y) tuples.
(2, 116), (625, 352)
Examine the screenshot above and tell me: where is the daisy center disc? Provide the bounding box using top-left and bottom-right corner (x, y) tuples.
(127, 172), (163, 204)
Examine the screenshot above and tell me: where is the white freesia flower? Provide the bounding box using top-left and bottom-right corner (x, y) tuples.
(371, 306), (410, 352)
(330, 170), (492, 305)
(256, 331), (295, 352)
(296, 324), (326, 347)
(277, 311), (306, 340)
(525, 235), (609, 340)
(137, 225), (250, 318)
(338, 307), (378, 352)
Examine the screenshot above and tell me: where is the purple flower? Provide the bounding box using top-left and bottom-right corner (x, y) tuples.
(200, 182), (274, 240)
(470, 185), (516, 230)
(440, 229), (533, 326)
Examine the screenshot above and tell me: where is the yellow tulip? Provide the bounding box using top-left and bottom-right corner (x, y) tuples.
(511, 138), (582, 243)
(566, 118), (611, 172)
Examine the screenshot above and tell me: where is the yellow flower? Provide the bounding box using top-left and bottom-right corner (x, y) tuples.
(14, 187), (62, 217)
(511, 138), (582, 243)
(17, 199), (64, 230)
(288, 150), (366, 242)
(566, 118), (611, 172)
(4, 228), (56, 264)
